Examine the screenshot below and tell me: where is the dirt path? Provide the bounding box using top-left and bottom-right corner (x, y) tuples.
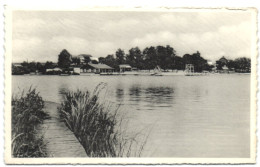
(40, 101), (87, 157)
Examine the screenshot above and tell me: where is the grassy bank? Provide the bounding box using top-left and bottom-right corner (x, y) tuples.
(58, 83), (148, 157)
(12, 88), (49, 157)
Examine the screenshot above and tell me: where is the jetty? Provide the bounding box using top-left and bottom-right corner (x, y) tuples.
(40, 102), (87, 157)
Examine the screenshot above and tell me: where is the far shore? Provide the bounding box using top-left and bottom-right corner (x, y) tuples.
(12, 71), (251, 76)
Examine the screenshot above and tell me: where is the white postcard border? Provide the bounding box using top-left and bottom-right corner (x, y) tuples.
(4, 6), (257, 164)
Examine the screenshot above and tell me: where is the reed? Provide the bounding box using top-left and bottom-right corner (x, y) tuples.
(12, 87), (49, 157)
(58, 83), (149, 157)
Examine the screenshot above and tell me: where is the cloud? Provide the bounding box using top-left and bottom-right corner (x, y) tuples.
(49, 36), (90, 55)
(13, 18), (46, 34)
(12, 11), (253, 62)
(130, 20), (251, 61)
(131, 31), (176, 47)
(101, 18), (140, 32)
(12, 37), (43, 62)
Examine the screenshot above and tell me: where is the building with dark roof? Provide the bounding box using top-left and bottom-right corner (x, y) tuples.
(219, 56), (228, 64)
(81, 63), (114, 74)
(119, 64), (132, 72)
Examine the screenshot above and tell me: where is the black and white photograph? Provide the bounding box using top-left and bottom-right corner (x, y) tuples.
(4, 6), (257, 164)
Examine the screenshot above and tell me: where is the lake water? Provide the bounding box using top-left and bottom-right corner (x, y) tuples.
(12, 74), (250, 158)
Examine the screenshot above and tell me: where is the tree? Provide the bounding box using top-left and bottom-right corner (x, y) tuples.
(91, 60), (99, 64)
(28, 62), (37, 72)
(58, 49), (72, 68)
(227, 60), (236, 70)
(234, 57), (251, 72)
(126, 49), (136, 67)
(98, 57), (105, 64)
(72, 57), (80, 65)
(143, 46), (157, 70)
(84, 56), (91, 64)
(44, 61), (54, 69)
(216, 56), (228, 70)
(173, 56), (184, 70)
(36, 62), (44, 73)
(21, 61), (30, 74)
(115, 49), (125, 65)
(12, 65), (24, 75)
(126, 47), (144, 69)
(134, 47), (145, 69)
(165, 45), (176, 70)
(141, 45), (177, 71)
(193, 51), (208, 72)
(182, 51), (207, 72)
(156, 45), (176, 70)
(216, 60), (225, 70)
(102, 54), (118, 69)
(156, 45), (167, 69)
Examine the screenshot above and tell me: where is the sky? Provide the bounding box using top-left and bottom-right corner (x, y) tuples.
(12, 10), (254, 62)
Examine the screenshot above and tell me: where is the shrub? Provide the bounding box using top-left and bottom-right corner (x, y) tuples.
(12, 87), (49, 157)
(58, 83), (148, 157)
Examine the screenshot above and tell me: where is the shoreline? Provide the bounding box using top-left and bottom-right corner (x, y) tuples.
(12, 72), (251, 76)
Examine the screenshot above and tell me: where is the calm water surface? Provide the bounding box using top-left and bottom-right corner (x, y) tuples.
(12, 74), (250, 157)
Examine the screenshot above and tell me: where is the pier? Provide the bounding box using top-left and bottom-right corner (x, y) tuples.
(40, 102), (87, 157)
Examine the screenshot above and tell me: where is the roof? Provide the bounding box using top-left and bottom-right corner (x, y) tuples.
(219, 56), (228, 62)
(222, 65), (229, 70)
(12, 63), (22, 67)
(46, 68), (62, 71)
(53, 68), (62, 71)
(207, 60), (213, 65)
(12, 62), (58, 66)
(70, 64), (81, 68)
(88, 63), (113, 69)
(78, 54), (92, 58)
(119, 64), (131, 68)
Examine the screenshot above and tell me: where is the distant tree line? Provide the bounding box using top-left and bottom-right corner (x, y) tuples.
(99, 46), (213, 72)
(12, 61), (56, 75)
(12, 46), (251, 75)
(98, 45), (250, 72)
(216, 57), (251, 72)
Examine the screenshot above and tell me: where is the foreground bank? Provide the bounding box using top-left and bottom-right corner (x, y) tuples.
(11, 86), (149, 157)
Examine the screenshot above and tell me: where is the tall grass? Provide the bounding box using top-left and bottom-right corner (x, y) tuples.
(12, 87), (49, 157)
(58, 83), (149, 157)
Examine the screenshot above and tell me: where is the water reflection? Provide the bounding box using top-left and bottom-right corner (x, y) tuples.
(126, 85), (174, 108)
(116, 89), (124, 99)
(128, 85), (142, 105)
(129, 85), (142, 97)
(191, 86), (202, 102)
(144, 87), (174, 105)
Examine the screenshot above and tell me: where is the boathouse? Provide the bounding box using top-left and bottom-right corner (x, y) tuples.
(12, 63), (22, 67)
(119, 64), (132, 72)
(46, 67), (62, 75)
(73, 67), (81, 74)
(46, 67), (62, 72)
(81, 63), (114, 73)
